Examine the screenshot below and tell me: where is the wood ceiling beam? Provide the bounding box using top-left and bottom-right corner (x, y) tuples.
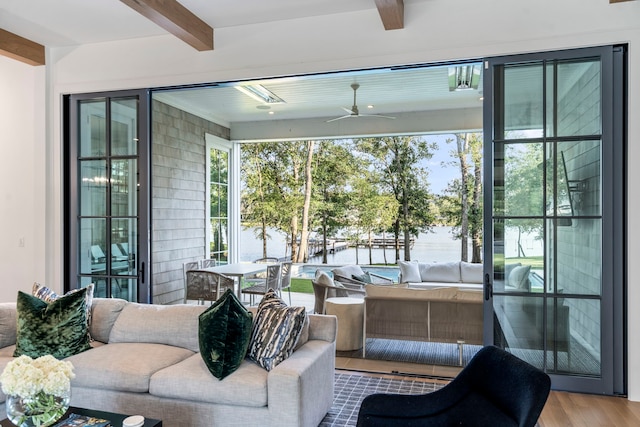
(120, 0), (213, 51)
(0, 29), (45, 66)
(375, 0), (404, 30)
(610, 0), (635, 3)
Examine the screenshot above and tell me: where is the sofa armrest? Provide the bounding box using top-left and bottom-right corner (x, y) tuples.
(307, 314), (337, 343)
(268, 339), (336, 427)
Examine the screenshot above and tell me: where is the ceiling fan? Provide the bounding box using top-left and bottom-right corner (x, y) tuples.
(326, 83), (396, 122)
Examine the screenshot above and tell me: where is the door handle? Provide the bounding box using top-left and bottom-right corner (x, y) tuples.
(484, 273), (492, 301)
(140, 262), (145, 283)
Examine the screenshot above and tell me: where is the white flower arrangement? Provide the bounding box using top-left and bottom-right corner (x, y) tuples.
(1, 355), (75, 398)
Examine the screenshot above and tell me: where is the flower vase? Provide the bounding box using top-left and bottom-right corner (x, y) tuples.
(6, 389), (70, 427)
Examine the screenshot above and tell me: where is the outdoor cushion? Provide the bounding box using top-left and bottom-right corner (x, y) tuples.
(332, 265), (366, 280)
(419, 261), (461, 283)
(460, 261), (483, 283)
(66, 342), (194, 393)
(199, 289), (253, 380)
(398, 260), (421, 282)
(150, 354), (268, 407)
(510, 265), (532, 290)
(14, 288), (91, 358)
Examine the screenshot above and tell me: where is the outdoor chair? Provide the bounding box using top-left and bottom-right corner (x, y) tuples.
(356, 345), (551, 427)
(185, 270), (235, 305)
(242, 263), (282, 305)
(183, 260), (201, 303)
(332, 265), (394, 289)
(312, 270), (365, 314)
(200, 258), (218, 268)
(279, 261), (293, 304)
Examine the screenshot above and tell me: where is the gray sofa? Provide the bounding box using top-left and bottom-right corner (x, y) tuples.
(398, 261), (483, 290)
(0, 298), (337, 427)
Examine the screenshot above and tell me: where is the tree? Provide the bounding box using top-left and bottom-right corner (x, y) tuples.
(357, 136), (436, 261)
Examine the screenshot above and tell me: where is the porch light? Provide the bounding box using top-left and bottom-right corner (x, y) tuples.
(235, 84), (285, 104)
(448, 64), (482, 91)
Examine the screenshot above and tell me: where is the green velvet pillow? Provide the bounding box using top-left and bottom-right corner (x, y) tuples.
(14, 287), (91, 359)
(199, 289), (253, 380)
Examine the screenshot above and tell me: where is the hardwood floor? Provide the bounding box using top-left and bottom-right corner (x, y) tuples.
(336, 357), (640, 426)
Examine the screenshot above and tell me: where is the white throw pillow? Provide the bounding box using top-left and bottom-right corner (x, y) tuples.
(419, 261), (461, 283)
(315, 270), (335, 286)
(398, 260), (421, 282)
(509, 265), (531, 290)
(460, 261), (483, 283)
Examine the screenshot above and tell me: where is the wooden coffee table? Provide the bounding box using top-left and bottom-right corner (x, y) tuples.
(1, 406), (162, 426)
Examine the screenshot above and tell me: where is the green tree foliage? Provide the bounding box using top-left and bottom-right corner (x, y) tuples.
(357, 136), (436, 261)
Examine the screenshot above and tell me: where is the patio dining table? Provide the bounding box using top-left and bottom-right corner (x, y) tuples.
(199, 262), (276, 300)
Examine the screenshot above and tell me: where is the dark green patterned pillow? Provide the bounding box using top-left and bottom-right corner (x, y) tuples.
(248, 289), (307, 371)
(14, 287), (91, 359)
(199, 289), (253, 380)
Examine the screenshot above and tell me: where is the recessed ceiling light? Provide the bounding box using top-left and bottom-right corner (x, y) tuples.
(367, 105), (374, 109)
(268, 111), (275, 115)
(256, 105), (270, 110)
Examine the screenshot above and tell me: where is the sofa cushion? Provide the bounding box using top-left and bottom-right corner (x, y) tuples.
(14, 288), (91, 359)
(199, 289), (253, 380)
(419, 261), (461, 283)
(509, 265), (532, 290)
(460, 261), (483, 283)
(109, 303), (207, 352)
(366, 284), (483, 303)
(150, 354), (268, 407)
(398, 260), (421, 282)
(504, 263), (522, 287)
(89, 298), (128, 343)
(66, 342), (194, 393)
(248, 290), (306, 371)
(0, 303), (17, 349)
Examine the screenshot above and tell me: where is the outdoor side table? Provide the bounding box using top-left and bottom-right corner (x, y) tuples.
(325, 297), (365, 351)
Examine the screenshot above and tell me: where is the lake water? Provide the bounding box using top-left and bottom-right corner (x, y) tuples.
(239, 226), (470, 264)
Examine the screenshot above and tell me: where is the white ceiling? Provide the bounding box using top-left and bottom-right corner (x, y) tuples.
(1, 0), (483, 137)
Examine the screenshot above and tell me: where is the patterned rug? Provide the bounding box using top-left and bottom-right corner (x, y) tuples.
(320, 372), (445, 426)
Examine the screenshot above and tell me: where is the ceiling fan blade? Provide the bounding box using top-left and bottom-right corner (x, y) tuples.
(341, 107), (356, 114)
(360, 113), (396, 119)
(325, 115), (351, 123)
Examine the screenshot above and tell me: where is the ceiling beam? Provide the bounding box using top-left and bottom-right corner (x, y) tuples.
(610, 0), (635, 2)
(0, 29), (45, 66)
(120, 0), (214, 51)
(375, 0), (404, 30)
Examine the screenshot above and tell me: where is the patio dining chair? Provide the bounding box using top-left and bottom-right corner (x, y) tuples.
(279, 261), (293, 304)
(183, 260), (201, 303)
(185, 270), (235, 305)
(311, 270), (365, 314)
(201, 258), (218, 268)
(242, 263), (282, 305)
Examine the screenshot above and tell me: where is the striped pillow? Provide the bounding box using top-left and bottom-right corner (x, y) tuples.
(248, 289), (306, 371)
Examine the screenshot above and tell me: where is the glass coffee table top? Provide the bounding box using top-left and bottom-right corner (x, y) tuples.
(0, 406), (162, 427)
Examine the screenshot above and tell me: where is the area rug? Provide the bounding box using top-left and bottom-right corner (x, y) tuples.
(363, 338), (483, 367)
(320, 372), (445, 426)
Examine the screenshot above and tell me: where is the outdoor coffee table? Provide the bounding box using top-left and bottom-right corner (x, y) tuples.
(0, 406), (162, 427)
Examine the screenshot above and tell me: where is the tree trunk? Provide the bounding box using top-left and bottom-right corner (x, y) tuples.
(471, 139), (483, 263)
(368, 229), (373, 265)
(457, 134), (470, 262)
(296, 141), (314, 263)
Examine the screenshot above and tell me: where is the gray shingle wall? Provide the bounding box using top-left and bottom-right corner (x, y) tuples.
(151, 100), (230, 304)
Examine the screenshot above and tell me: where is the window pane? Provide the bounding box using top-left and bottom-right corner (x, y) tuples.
(79, 160), (107, 216)
(112, 218), (137, 274)
(559, 140), (601, 217)
(79, 218), (106, 275)
(556, 60), (601, 137)
(79, 100), (106, 157)
(503, 64), (544, 139)
(503, 143), (544, 216)
(111, 98), (138, 156)
(111, 159), (138, 216)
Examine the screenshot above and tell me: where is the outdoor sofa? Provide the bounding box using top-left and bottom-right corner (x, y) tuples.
(0, 295), (337, 427)
(398, 260), (484, 290)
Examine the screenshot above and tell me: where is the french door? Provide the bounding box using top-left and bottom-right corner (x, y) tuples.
(483, 46), (625, 394)
(66, 90), (151, 302)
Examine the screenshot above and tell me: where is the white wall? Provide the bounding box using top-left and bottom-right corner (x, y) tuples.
(11, 0), (639, 399)
(0, 56), (47, 300)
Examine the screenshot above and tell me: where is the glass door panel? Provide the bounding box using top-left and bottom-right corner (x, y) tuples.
(485, 46), (623, 394)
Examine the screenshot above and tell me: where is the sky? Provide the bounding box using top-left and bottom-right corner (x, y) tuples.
(421, 133), (463, 195)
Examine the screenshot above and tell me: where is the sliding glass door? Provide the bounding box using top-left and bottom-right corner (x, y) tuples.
(66, 90), (151, 302)
(483, 46), (625, 394)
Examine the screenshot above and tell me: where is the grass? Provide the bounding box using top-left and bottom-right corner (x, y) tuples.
(289, 278), (313, 294)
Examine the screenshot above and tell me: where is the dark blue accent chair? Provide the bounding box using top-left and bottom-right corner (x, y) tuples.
(356, 345), (551, 427)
